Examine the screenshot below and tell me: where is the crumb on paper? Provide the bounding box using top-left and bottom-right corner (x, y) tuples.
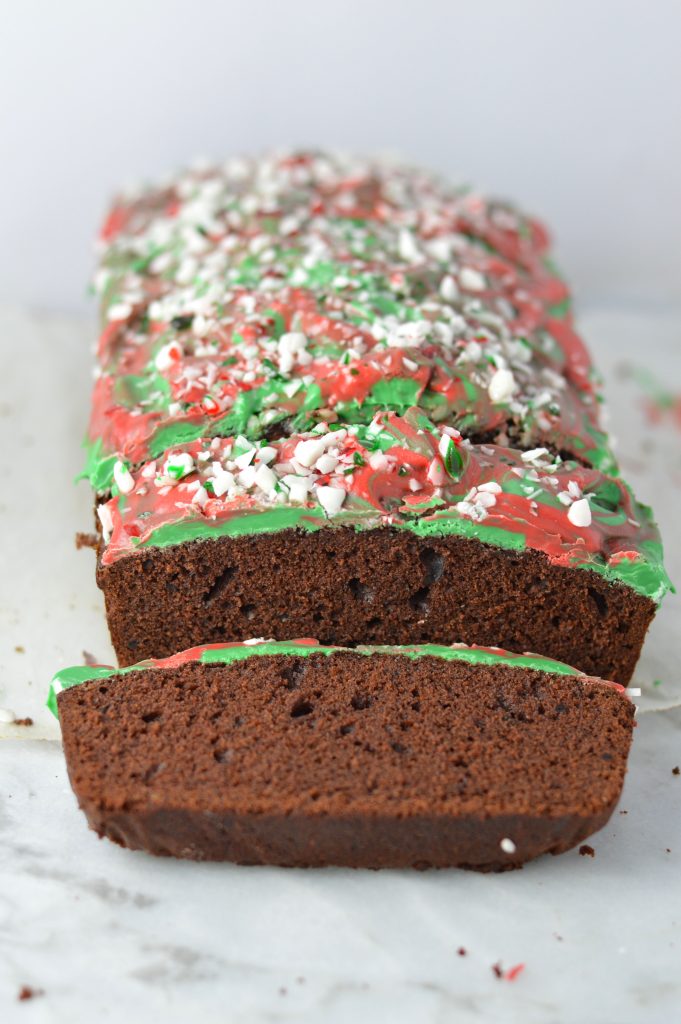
(82, 650), (99, 666)
(13, 717), (33, 727)
(75, 531), (98, 550)
(492, 962), (525, 981)
(579, 844), (595, 858)
(672, 766), (680, 776)
(14, 645), (25, 653)
(18, 986), (44, 1001)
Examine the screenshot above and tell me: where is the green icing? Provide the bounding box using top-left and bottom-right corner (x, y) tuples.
(199, 641), (581, 675)
(115, 370), (170, 409)
(394, 513), (527, 549)
(46, 665), (115, 718)
(47, 640), (584, 719)
(149, 420), (208, 456)
(79, 436), (119, 491)
(579, 540), (674, 604)
(138, 506), (326, 548)
(369, 378), (422, 409)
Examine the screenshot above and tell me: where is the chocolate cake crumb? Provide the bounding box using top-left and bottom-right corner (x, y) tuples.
(579, 844), (595, 857)
(13, 717), (33, 727)
(76, 532), (98, 550)
(457, 947), (467, 957)
(18, 986), (43, 1001)
(672, 766), (680, 776)
(492, 963), (504, 979)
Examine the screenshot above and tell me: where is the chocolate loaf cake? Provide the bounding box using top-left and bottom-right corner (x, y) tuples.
(50, 640), (635, 870)
(83, 151), (669, 676)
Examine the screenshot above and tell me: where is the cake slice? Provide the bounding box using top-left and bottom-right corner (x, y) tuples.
(50, 640), (634, 870)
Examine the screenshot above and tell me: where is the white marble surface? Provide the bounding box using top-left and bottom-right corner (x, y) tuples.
(0, 305), (680, 1022)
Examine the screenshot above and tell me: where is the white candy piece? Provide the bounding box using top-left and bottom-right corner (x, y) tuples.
(294, 431), (344, 468)
(256, 446), (277, 465)
(459, 267), (486, 291)
(237, 465), (258, 489)
(0, 707), (16, 724)
(278, 332), (309, 374)
(233, 448), (256, 470)
(438, 434), (454, 461)
(107, 302), (132, 321)
(210, 467), (236, 497)
(155, 341), (182, 372)
(439, 274), (459, 302)
(294, 437), (328, 468)
(316, 485), (346, 516)
(500, 837), (517, 854)
(315, 453), (339, 475)
(398, 228), (422, 263)
(521, 448), (549, 463)
(567, 497), (592, 528)
(113, 460), (135, 495)
(97, 502), (114, 543)
(254, 462), (277, 495)
(488, 368), (517, 404)
(475, 490), (497, 509)
(369, 451), (389, 471)
(164, 452), (195, 480)
(281, 474), (310, 504)
(191, 485), (209, 508)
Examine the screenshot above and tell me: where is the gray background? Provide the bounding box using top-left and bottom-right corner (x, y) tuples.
(1, 0), (679, 313)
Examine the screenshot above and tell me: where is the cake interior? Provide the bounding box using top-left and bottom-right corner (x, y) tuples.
(99, 528), (655, 682)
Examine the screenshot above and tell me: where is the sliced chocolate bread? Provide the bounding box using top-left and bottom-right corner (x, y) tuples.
(50, 640), (634, 870)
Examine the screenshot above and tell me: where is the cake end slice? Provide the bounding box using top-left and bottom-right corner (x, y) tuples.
(54, 641), (634, 870)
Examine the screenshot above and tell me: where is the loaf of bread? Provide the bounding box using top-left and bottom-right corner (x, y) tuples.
(53, 151), (671, 868)
(50, 639), (634, 869)
(85, 152), (669, 679)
